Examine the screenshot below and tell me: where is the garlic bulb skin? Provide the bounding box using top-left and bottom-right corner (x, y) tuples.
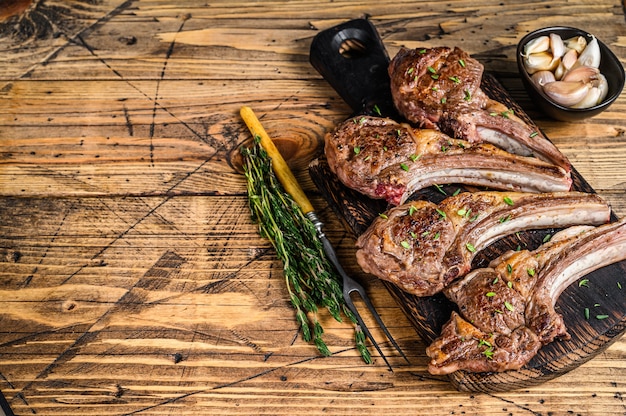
(575, 36), (601, 68)
(523, 35), (551, 56)
(531, 70), (556, 88)
(550, 33), (566, 59)
(562, 66), (600, 83)
(571, 87), (602, 109)
(524, 52), (559, 74)
(543, 81), (592, 107)
(564, 36), (587, 54)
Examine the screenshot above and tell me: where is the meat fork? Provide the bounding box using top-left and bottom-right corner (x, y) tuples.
(241, 106), (408, 369)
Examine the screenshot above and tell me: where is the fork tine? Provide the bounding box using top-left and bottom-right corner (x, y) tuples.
(351, 285), (410, 364)
(343, 292), (393, 371)
(305, 211), (408, 368)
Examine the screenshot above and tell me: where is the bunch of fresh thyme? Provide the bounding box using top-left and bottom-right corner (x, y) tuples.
(241, 140), (371, 363)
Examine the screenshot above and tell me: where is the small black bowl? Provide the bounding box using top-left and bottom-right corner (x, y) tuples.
(517, 26), (625, 122)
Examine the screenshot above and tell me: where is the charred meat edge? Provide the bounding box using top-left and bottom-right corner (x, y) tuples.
(427, 219), (626, 375)
(325, 116), (572, 206)
(388, 46), (571, 171)
(355, 191), (611, 297)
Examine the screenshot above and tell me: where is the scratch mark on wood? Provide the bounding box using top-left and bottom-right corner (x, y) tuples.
(123, 105), (134, 136)
(12, 249), (188, 402)
(22, 201), (73, 288)
(121, 355), (324, 415)
(60, 158), (211, 286)
(149, 17), (189, 167)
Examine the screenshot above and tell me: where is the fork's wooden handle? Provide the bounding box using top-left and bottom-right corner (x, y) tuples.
(240, 106), (315, 214)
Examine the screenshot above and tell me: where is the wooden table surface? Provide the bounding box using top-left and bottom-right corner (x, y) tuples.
(1, 1), (626, 415)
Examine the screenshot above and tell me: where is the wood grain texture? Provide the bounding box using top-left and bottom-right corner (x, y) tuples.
(1, 0), (626, 414)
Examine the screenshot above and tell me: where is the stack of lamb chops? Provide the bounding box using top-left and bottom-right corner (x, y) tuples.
(323, 45), (626, 374)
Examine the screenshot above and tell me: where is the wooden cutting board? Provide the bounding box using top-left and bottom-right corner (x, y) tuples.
(308, 19), (626, 392)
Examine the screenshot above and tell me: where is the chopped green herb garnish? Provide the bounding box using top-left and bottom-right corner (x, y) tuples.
(579, 279), (589, 288)
(486, 291), (496, 297)
(527, 268), (536, 277)
(409, 206), (417, 216)
(400, 240), (411, 249)
(478, 339), (492, 347)
(504, 301), (515, 311)
(503, 196), (514, 206)
(466, 242), (476, 253)
(596, 315), (609, 320)
(400, 163), (409, 172)
(543, 234), (552, 243)
(373, 104), (381, 116)
(458, 59), (466, 67)
(434, 184), (448, 195)
(436, 208), (447, 218)
(530, 131), (538, 138)
(353, 146), (361, 155)
(584, 308), (590, 320)
(506, 264), (513, 274)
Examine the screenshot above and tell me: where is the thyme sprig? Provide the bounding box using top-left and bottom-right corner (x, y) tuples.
(241, 140), (371, 363)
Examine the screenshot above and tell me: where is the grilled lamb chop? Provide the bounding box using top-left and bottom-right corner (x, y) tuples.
(355, 191), (611, 297)
(427, 219), (626, 374)
(388, 46), (571, 171)
(325, 116), (572, 205)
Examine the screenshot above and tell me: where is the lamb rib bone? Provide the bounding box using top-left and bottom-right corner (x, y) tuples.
(388, 46), (571, 171)
(325, 116), (572, 206)
(427, 219), (626, 374)
(355, 191), (611, 297)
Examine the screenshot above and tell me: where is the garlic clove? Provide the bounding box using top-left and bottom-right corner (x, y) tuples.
(531, 70), (556, 88)
(543, 81), (592, 107)
(524, 52), (559, 74)
(554, 62), (566, 80)
(592, 73), (609, 103)
(561, 48), (579, 71)
(575, 35), (601, 68)
(550, 33), (566, 59)
(523, 36), (551, 56)
(570, 87), (602, 109)
(564, 36), (587, 54)
(562, 65), (600, 83)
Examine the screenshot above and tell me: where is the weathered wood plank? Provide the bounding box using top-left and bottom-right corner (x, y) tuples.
(1, 0), (626, 414)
